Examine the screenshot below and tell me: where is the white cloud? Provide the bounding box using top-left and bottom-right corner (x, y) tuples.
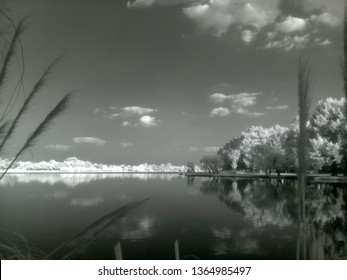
(266, 105), (289, 110)
(276, 16), (307, 33)
(73, 137), (106, 146)
(232, 93), (259, 106)
(183, 3), (234, 36)
(93, 108), (100, 114)
(122, 106), (157, 116)
(108, 113), (120, 120)
(122, 121), (132, 127)
(183, 0), (277, 36)
(311, 12), (340, 28)
(264, 34), (310, 51)
(241, 29), (256, 44)
(315, 38), (332, 46)
(209, 93), (230, 103)
(127, 0), (157, 8)
(138, 115), (159, 127)
(46, 144), (71, 151)
(209, 107), (230, 117)
(231, 106), (264, 117)
(209, 92), (261, 106)
(189, 146), (220, 153)
(120, 142), (134, 148)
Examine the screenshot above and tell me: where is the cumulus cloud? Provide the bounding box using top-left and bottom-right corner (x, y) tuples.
(209, 107), (230, 117)
(209, 92), (263, 118)
(183, 3), (234, 36)
(183, 0), (277, 36)
(46, 144), (71, 151)
(73, 137), (106, 146)
(266, 105), (289, 110)
(138, 115), (159, 127)
(264, 34), (310, 51)
(189, 146), (220, 153)
(128, 0), (339, 50)
(275, 16), (307, 33)
(120, 142), (134, 148)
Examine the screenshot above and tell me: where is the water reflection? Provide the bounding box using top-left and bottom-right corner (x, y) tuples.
(0, 173), (178, 187)
(201, 178), (296, 228)
(1, 174), (346, 259)
(200, 178), (347, 259)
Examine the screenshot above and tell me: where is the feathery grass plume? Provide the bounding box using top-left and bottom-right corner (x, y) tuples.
(47, 199), (150, 260)
(0, 19), (24, 99)
(0, 57), (61, 152)
(297, 55), (311, 260)
(0, 93), (71, 180)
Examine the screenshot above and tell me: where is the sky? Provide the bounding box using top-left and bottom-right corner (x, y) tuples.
(0, 0), (345, 165)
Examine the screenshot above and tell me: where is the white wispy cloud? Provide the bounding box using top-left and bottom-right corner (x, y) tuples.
(275, 16), (307, 33)
(46, 144), (71, 151)
(264, 34), (310, 52)
(137, 115), (159, 127)
(311, 12), (340, 28)
(231, 106), (264, 117)
(73, 137), (106, 146)
(209, 92), (261, 106)
(122, 106), (157, 116)
(189, 146), (220, 153)
(127, 0), (190, 8)
(266, 105), (289, 110)
(122, 121), (132, 127)
(120, 142), (134, 148)
(209, 92), (263, 118)
(209, 107), (230, 117)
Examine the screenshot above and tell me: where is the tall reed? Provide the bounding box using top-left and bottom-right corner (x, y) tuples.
(297, 56), (311, 259)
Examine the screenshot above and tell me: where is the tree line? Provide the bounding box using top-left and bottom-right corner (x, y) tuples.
(200, 97), (346, 175)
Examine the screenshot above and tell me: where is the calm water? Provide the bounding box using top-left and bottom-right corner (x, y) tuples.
(0, 173), (346, 260)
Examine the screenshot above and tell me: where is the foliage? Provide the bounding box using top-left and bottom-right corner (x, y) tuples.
(200, 155), (222, 174)
(208, 97), (347, 174)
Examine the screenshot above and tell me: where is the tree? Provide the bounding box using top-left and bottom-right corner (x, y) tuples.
(200, 155), (222, 174)
(308, 98), (345, 173)
(251, 144), (287, 174)
(0, 12), (70, 179)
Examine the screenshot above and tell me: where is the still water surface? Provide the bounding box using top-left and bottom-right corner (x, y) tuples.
(0, 173), (346, 259)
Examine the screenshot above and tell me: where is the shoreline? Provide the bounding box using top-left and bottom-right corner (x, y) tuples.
(183, 172), (347, 183)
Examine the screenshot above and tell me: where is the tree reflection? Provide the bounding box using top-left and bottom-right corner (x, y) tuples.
(199, 178), (347, 259)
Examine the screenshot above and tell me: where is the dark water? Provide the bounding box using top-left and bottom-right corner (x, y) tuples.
(0, 173), (346, 260)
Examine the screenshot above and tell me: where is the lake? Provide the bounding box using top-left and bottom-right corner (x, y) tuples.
(0, 173), (346, 260)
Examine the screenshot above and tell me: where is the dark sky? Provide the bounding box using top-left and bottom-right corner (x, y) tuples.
(0, 0), (345, 165)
